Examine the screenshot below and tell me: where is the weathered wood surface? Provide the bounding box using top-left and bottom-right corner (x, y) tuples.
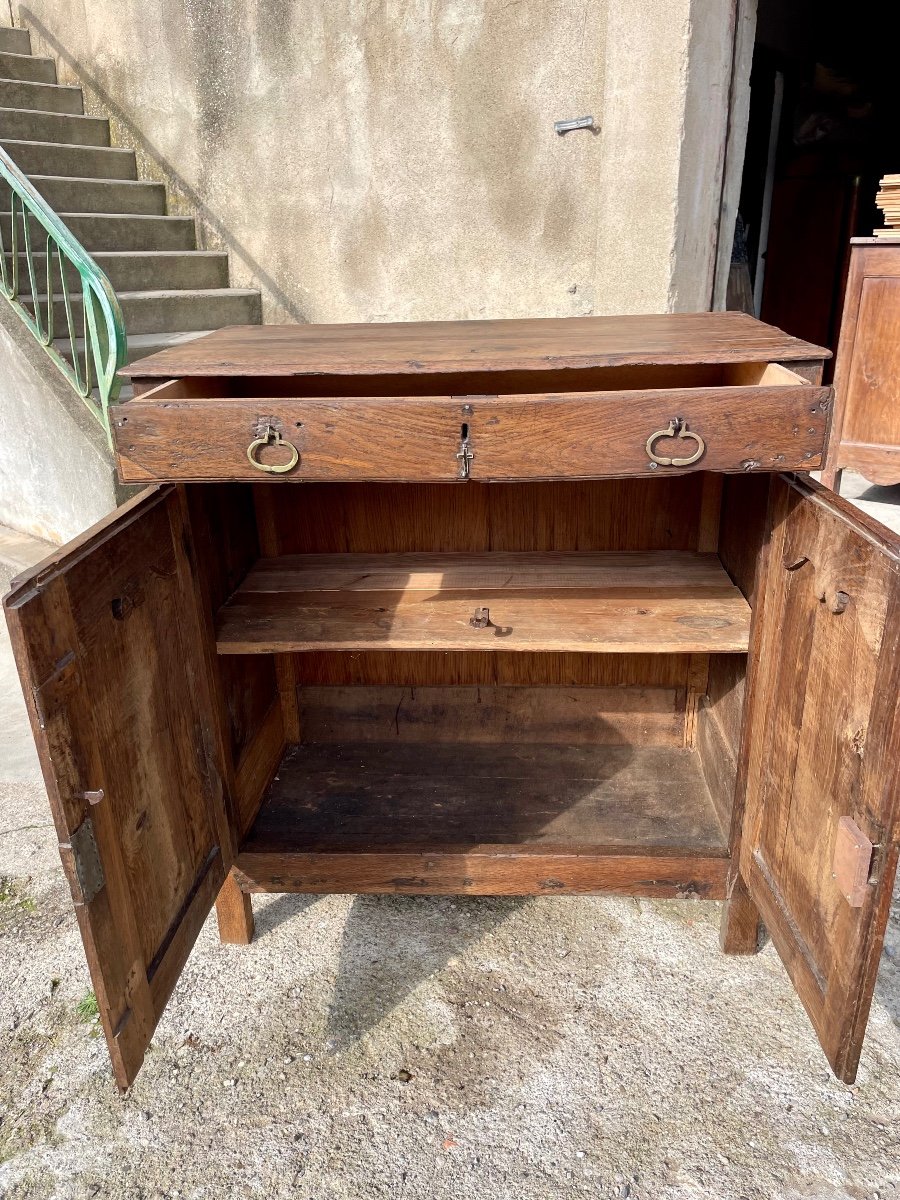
(298, 684), (687, 747)
(119, 312), (828, 379)
(214, 870), (255, 945)
(740, 474), (900, 1082)
(215, 551), (752, 655)
(265, 478), (708, 554)
(3, 486), (235, 1090)
(112, 382), (831, 484)
(234, 741), (728, 896)
(824, 242), (900, 487)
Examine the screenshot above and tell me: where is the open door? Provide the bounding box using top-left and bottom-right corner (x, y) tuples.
(4, 486), (235, 1089)
(741, 474), (900, 1082)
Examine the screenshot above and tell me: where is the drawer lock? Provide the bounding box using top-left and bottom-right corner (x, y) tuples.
(646, 417), (705, 468)
(247, 424), (300, 474)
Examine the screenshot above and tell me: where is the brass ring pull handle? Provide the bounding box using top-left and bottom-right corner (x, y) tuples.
(646, 417), (705, 468)
(246, 424), (300, 474)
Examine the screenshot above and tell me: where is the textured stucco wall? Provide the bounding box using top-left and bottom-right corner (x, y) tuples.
(15, 0), (740, 325)
(0, 305), (123, 542)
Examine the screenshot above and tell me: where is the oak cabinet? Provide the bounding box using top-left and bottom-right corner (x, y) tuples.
(5, 313), (899, 1089)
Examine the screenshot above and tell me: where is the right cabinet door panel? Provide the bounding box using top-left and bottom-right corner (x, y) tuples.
(740, 474), (900, 1082)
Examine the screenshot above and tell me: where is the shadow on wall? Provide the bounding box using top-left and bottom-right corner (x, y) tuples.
(17, 6), (308, 324)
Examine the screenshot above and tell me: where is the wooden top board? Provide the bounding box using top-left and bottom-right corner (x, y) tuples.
(121, 312), (830, 379)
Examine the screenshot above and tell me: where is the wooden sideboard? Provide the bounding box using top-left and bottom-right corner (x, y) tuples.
(5, 312), (900, 1091)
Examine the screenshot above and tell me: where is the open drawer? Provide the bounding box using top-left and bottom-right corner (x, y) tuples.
(112, 360), (832, 483)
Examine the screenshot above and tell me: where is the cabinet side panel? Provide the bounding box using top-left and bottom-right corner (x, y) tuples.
(841, 275), (900, 448)
(718, 473), (771, 606)
(185, 485), (282, 833)
(695, 472), (767, 833)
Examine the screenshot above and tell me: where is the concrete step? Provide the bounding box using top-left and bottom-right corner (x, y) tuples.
(56, 327), (212, 368)
(0, 78), (83, 115)
(1, 211), (197, 251)
(0, 107), (109, 145)
(0, 138), (137, 179)
(0, 27), (31, 55)
(29, 174), (166, 215)
(34, 287), (261, 335)
(0, 51), (55, 83)
(4, 249), (230, 291)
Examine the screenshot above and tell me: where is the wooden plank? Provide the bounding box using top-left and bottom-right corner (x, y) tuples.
(265, 478), (707, 556)
(298, 684), (685, 747)
(235, 849), (729, 898)
(234, 700), (285, 839)
(833, 442), (900, 487)
(118, 312), (829, 379)
(295, 650), (691, 688)
(239, 742), (727, 851)
(740, 474), (900, 1082)
(253, 485), (301, 742)
(216, 551), (752, 656)
(112, 382), (831, 484)
(234, 741), (729, 897)
(465, 385), (830, 481)
(240, 550), (734, 592)
(184, 484), (279, 767)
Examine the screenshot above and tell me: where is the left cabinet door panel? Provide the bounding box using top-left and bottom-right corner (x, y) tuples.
(3, 486), (235, 1089)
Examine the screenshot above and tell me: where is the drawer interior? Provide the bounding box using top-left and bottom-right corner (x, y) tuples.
(187, 474), (765, 893)
(135, 359), (809, 401)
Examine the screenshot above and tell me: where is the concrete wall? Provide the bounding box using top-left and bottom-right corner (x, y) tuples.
(16, 0), (744, 324)
(0, 304), (123, 543)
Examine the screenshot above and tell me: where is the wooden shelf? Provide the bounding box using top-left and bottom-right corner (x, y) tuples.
(216, 551), (752, 655)
(233, 741), (730, 897)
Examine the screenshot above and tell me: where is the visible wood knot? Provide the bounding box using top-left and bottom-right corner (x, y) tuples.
(830, 590), (851, 614)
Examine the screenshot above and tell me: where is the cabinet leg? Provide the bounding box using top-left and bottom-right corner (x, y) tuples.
(821, 465), (843, 494)
(215, 871), (255, 945)
(720, 877), (761, 955)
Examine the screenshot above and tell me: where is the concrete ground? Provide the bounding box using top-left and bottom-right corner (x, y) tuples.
(1, 476), (899, 1200)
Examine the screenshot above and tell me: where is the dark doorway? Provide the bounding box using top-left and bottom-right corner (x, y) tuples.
(735, 0), (900, 379)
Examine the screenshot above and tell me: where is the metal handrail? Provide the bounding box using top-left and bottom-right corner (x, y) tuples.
(0, 144), (126, 442)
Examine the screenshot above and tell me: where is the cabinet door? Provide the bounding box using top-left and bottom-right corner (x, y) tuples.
(4, 486), (235, 1089)
(740, 474), (900, 1082)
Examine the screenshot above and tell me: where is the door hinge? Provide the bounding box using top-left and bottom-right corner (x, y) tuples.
(832, 815), (875, 908)
(65, 817), (106, 905)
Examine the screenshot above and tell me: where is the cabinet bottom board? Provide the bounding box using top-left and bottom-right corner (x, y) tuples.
(233, 742), (730, 897)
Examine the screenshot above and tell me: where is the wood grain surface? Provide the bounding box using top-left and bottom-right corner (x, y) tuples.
(119, 312), (828, 379)
(234, 741), (729, 897)
(3, 486), (235, 1089)
(112, 382), (831, 484)
(215, 551), (752, 655)
(824, 242), (900, 486)
(739, 474), (900, 1082)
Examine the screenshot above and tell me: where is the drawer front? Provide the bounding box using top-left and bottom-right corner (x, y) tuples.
(113, 382), (832, 483)
(113, 399), (466, 483)
(468, 384), (832, 480)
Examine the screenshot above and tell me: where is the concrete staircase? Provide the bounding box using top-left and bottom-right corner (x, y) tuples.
(0, 23), (261, 370)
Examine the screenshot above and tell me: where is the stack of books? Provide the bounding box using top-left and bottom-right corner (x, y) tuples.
(875, 175), (900, 237)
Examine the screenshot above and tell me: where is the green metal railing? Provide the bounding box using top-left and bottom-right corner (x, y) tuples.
(0, 144), (126, 441)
